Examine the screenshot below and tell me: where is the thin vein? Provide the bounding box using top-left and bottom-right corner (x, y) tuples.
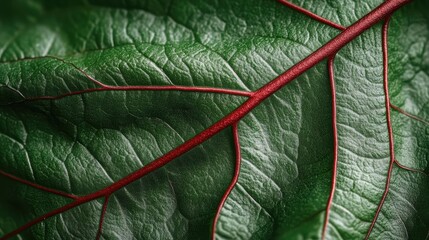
(322, 56), (338, 240)
(1, 55), (253, 100)
(277, 0), (346, 31)
(365, 16), (394, 240)
(211, 123), (241, 240)
(0, 170), (78, 200)
(394, 160), (428, 176)
(390, 103), (429, 125)
(96, 195), (110, 240)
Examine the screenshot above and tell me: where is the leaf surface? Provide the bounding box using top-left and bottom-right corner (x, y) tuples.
(0, 0), (427, 239)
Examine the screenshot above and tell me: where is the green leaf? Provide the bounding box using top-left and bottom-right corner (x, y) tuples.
(0, 0), (427, 239)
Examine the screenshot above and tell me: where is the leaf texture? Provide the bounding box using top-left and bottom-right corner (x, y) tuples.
(0, 0), (427, 239)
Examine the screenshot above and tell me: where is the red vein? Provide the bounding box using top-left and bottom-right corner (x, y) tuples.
(394, 160), (428, 176)
(0, 0), (411, 238)
(0, 170), (78, 200)
(365, 16), (394, 240)
(322, 56), (338, 240)
(277, 0), (346, 31)
(390, 103), (429, 125)
(1, 55), (253, 101)
(96, 195), (110, 240)
(0, 196), (98, 240)
(211, 123), (241, 240)
(34, 56), (253, 98)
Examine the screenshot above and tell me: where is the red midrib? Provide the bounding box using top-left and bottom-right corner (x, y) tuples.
(93, 0), (410, 198)
(0, 0), (411, 239)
